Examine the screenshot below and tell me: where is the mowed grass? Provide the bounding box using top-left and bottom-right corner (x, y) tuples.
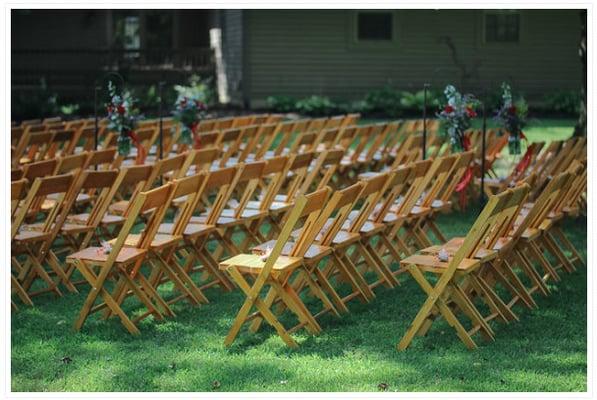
(11, 211), (586, 392)
(11, 118), (585, 392)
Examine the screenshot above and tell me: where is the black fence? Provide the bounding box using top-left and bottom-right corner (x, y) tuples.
(12, 47), (215, 119)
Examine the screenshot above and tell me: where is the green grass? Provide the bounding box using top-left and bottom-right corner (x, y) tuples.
(11, 211), (586, 392)
(11, 118), (584, 392)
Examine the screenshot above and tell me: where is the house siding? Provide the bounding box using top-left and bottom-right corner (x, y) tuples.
(244, 9), (583, 106)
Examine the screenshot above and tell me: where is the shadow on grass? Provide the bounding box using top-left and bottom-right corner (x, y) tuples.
(11, 214), (586, 392)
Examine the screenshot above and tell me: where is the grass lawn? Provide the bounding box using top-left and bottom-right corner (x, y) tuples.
(11, 118), (585, 392)
(11, 215), (586, 392)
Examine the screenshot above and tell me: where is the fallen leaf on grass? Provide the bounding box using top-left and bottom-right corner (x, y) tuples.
(212, 380), (221, 389)
(378, 382), (389, 391)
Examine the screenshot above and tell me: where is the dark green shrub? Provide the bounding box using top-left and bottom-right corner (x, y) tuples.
(543, 90), (581, 115)
(363, 86), (403, 116)
(266, 95), (297, 113)
(400, 89), (442, 113)
(295, 95), (338, 116)
(12, 77), (59, 120)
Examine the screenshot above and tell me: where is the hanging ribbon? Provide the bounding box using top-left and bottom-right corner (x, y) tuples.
(454, 133), (473, 210)
(191, 121), (200, 150)
(127, 131), (147, 165)
(515, 145), (533, 176)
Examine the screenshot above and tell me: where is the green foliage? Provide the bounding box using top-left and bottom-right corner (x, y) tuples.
(295, 95), (339, 116)
(266, 96), (298, 113)
(543, 90), (582, 115)
(173, 75), (215, 106)
(400, 89), (442, 112)
(362, 87), (442, 117)
(362, 87), (404, 116)
(12, 78), (59, 120)
(59, 103), (80, 116)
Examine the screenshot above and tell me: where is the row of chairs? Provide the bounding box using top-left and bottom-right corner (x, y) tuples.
(220, 156), (586, 349)
(11, 145), (468, 334)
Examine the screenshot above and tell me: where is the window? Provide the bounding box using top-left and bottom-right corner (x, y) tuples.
(484, 11), (520, 43)
(357, 12), (393, 41)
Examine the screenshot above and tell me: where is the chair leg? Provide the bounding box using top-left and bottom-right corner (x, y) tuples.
(551, 226), (584, 267)
(11, 275), (33, 306)
(225, 268), (298, 348)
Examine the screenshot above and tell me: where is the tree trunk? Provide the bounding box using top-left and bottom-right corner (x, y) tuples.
(574, 10), (587, 137)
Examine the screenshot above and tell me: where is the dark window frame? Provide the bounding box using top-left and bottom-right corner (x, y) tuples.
(483, 10), (521, 44)
(356, 11), (394, 42)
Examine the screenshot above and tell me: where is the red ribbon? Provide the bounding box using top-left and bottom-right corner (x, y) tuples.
(128, 131), (147, 165)
(455, 166), (473, 210)
(454, 133), (472, 210)
(515, 146), (533, 176)
(191, 121), (200, 150)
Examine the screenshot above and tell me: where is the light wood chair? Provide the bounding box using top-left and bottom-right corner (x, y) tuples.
(67, 183), (175, 334)
(397, 187), (514, 350)
(220, 187), (333, 348)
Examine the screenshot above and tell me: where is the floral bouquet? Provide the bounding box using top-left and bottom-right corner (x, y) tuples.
(106, 81), (144, 162)
(172, 76), (210, 148)
(437, 85), (480, 152)
(494, 82), (528, 155)
(172, 96), (208, 147)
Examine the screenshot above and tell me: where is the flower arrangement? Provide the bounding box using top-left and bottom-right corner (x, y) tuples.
(105, 81), (143, 161)
(172, 76), (210, 147)
(172, 96), (207, 146)
(437, 85), (480, 152)
(494, 82), (528, 155)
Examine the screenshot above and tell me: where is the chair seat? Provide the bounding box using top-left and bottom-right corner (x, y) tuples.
(219, 253), (302, 274)
(14, 229), (51, 243)
(409, 205), (432, 216)
(67, 246), (147, 264)
(400, 254), (481, 274)
(420, 241), (498, 262)
(61, 223), (94, 234)
(357, 171), (383, 180)
(189, 214), (238, 227)
(253, 240), (331, 260)
(521, 228), (541, 240)
(108, 233), (180, 250)
(108, 200), (129, 215)
(246, 200), (293, 212)
(68, 213), (125, 226)
(158, 222), (215, 237)
(220, 208), (266, 220)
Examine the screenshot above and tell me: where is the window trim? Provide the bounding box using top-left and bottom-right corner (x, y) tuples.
(348, 10), (400, 49)
(481, 10), (522, 46)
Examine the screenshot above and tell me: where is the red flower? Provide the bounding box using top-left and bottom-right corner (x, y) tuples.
(508, 105), (517, 115)
(117, 105), (126, 115)
(465, 106), (477, 118)
(444, 105), (454, 113)
(106, 104), (114, 113)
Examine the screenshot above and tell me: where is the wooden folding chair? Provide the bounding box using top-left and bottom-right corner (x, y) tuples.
(109, 155), (186, 216)
(111, 173), (211, 309)
(202, 161), (267, 257)
(172, 148), (216, 178)
(11, 179), (35, 309)
(67, 183), (176, 334)
(78, 165), (153, 240)
(398, 187), (515, 350)
(12, 174), (79, 298)
(220, 187), (333, 347)
(419, 184), (531, 326)
(57, 170), (121, 253)
(167, 167), (239, 292)
(45, 129), (76, 158)
(330, 173), (400, 294)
